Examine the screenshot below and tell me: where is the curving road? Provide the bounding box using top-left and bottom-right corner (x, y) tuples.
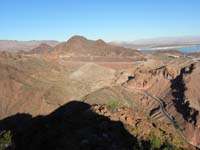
(122, 86), (200, 150)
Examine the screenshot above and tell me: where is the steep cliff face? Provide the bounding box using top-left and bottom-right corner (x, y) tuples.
(122, 60), (200, 146)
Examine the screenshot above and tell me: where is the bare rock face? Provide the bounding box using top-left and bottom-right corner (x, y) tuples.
(125, 62), (178, 92)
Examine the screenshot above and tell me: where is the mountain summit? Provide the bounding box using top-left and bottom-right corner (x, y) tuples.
(51, 35), (143, 57)
(67, 35), (88, 43)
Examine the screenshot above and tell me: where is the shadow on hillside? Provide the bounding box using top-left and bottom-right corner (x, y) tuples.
(171, 64), (199, 125)
(0, 101), (151, 150)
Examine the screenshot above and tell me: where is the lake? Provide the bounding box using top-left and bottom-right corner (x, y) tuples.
(142, 45), (200, 53)
(176, 45), (200, 53)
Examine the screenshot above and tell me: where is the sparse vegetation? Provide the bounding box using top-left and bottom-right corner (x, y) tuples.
(108, 101), (120, 111)
(0, 130), (12, 150)
(149, 130), (162, 149)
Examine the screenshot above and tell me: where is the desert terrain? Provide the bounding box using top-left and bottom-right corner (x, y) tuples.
(0, 36), (200, 150)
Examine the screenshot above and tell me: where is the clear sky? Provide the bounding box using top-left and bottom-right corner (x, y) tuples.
(0, 0), (200, 41)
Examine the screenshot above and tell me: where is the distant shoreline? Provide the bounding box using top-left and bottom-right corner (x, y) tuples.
(142, 44), (200, 53)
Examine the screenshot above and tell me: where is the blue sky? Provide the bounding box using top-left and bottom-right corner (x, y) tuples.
(0, 0), (200, 41)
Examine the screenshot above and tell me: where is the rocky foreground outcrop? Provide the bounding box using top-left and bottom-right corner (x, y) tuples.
(0, 101), (191, 150)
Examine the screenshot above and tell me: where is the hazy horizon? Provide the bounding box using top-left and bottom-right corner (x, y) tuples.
(1, 35), (200, 43)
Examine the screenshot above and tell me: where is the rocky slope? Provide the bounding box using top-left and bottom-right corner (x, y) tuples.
(0, 51), (134, 119)
(50, 36), (145, 61)
(82, 59), (200, 147)
(29, 43), (52, 54)
(188, 52), (200, 58)
(122, 60), (200, 147)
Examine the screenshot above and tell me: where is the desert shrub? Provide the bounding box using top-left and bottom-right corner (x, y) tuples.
(107, 101), (120, 111)
(0, 130), (12, 150)
(149, 131), (162, 149)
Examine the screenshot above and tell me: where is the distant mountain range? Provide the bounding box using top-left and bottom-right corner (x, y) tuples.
(1, 36), (200, 52)
(110, 36), (200, 49)
(0, 40), (59, 52)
